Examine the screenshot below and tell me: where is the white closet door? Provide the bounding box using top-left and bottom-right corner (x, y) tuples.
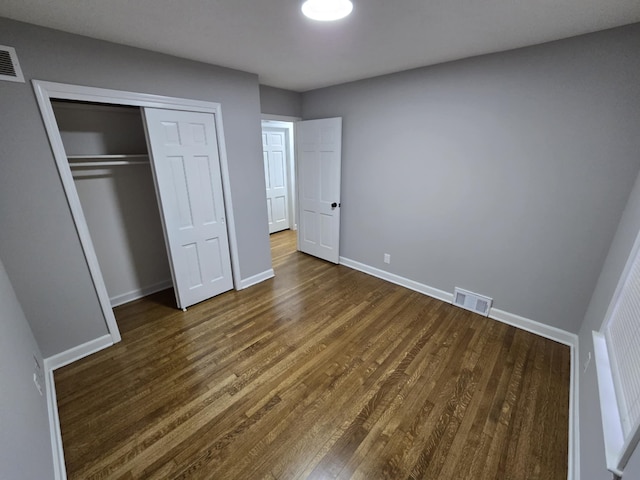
(143, 108), (233, 309)
(297, 118), (342, 264)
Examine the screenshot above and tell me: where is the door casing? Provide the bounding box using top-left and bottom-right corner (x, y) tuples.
(261, 118), (297, 233)
(33, 80), (242, 343)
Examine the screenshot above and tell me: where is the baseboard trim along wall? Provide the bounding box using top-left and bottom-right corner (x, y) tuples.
(44, 334), (114, 372)
(110, 279), (173, 307)
(339, 257), (454, 303)
(339, 255), (580, 480)
(44, 334), (114, 480)
(45, 367), (66, 480)
(239, 268), (275, 290)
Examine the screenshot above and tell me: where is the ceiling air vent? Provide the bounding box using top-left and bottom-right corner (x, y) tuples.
(453, 287), (493, 317)
(0, 46), (25, 83)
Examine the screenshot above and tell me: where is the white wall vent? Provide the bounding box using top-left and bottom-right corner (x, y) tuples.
(0, 46), (25, 83)
(453, 287), (493, 316)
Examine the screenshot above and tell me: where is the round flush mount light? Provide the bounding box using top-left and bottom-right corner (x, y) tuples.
(301, 0), (354, 21)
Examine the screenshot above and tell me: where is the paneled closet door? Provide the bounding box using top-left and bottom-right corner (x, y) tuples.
(143, 108), (233, 309)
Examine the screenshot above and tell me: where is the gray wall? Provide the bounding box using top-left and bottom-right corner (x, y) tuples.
(578, 170), (640, 478)
(0, 17), (271, 357)
(260, 85), (302, 117)
(302, 24), (640, 333)
(0, 256), (55, 480)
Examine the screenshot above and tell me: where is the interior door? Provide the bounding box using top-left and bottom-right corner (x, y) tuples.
(297, 117), (342, 264)
(143, 108), (233, 309)
(262, 128), (290, 234)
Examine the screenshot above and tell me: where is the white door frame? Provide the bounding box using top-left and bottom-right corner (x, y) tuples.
(32, 80), (242, 344)
(261, 115), (299, 233)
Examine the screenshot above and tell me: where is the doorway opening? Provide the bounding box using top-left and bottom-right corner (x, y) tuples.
(52, 100), (173, 309)
(260, 116), (344, 266)
(261, 119), (297, 238)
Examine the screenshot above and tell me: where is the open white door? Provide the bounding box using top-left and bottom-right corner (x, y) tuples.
(297, 117), (342, 264)
(143, 108), (233, 309)
(263, 128), (290, 234)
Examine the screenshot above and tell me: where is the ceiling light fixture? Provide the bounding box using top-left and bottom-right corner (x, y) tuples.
(301, 0), (353, 21)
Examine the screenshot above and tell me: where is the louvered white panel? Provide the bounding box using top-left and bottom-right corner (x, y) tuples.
(605, 246), (640, 437)
(453, 287), (492, 316)
(0, 45), (24, 83)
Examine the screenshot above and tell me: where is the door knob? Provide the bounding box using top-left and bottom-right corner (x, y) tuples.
(331, 202), (338, 208)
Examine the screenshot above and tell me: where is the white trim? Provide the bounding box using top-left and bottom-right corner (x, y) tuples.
(601, 222), (640, 328)
(109, 279), (173, 307)
(570, 338), (580, 480)
(593, 331), (625, 477)
(261, 111), (300, 229)
(261, 114), (302, 122)
(594, 220), (640, 475)
(490, 301), (581, 480)
(339, 255), (579, 480)
(32, 81), (121, 344)
(45, 367), (66, 480)
(44, 334), (113, 372)
(43, 334), (113, 480)
(262, 120), (297, 233)
(339, 257), (453, 303)
(339, 256), (578, 346)
(488, 308), (578, 347)
(239, 269), (275, 290)
(213, 104), (243, 291)
(34, 80), (228, 112)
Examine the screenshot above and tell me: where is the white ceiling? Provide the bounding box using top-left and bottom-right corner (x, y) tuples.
(1, 0), (639, 91)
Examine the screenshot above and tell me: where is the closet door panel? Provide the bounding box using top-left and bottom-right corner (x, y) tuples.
(143, 108), (233, 309)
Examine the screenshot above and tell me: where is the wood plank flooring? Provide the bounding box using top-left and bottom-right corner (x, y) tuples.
(55, 230), (570, 479)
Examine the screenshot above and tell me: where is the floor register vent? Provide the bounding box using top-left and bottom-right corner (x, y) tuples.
(453, 287), (493, 316)
(0, 45), (25, 83)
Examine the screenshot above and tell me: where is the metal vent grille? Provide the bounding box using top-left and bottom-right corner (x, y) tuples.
(0, 46), (25, 83)
(453, 287), (493, 316)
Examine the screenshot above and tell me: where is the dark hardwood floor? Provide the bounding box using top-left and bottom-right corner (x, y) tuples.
(55, 230), (570, 479)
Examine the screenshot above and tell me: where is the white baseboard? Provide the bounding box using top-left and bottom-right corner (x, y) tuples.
(45, 367), (66, 480)
(338, 255), (579, 480)
(44, 334), (113, 372)
(339, 257), (453, 303)
(488, 308), (578, 347)
(339, 256), (577, 346)
(570, 337), (581, 480)
(239, 269), (275, 290)
(44, 334), (113, 480)
(109, 279), (173, 307)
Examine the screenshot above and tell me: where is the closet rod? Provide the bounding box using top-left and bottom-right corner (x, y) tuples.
(69, 160), (150, 168)
(67, 154), (148, 160)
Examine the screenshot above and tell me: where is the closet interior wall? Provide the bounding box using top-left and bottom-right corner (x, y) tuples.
(52, 101), (172, 307)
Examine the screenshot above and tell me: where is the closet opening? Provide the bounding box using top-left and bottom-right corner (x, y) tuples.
(52, 100), (174, 309)
(34, 80), (242, 345)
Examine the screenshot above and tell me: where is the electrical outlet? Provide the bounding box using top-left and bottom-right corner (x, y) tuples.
(383, 253), (391, 264)
(584, 351), (592, 373)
